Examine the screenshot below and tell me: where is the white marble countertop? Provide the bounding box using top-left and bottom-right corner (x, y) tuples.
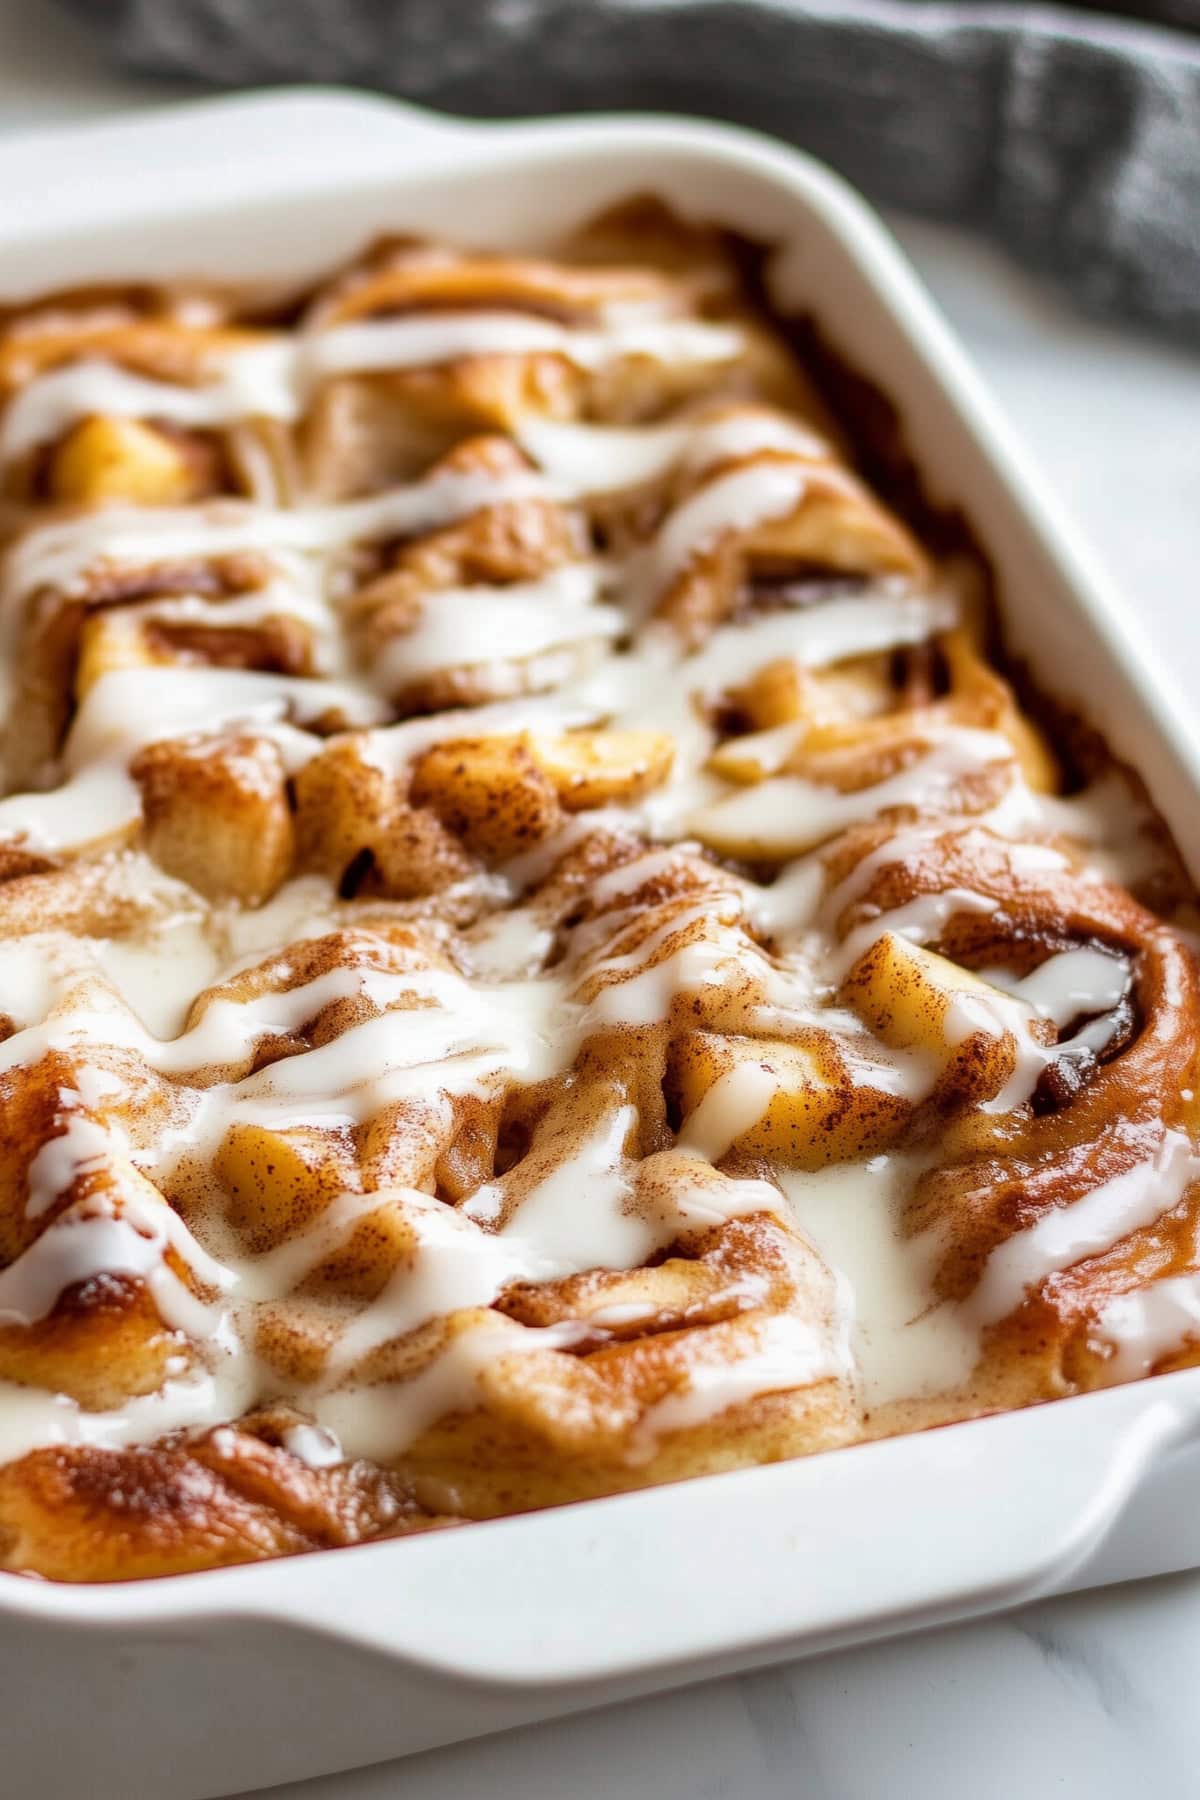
(2, 6), (1200, 1796)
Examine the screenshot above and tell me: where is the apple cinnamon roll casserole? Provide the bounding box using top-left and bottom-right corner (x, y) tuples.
(0, 208), (1195, 1582)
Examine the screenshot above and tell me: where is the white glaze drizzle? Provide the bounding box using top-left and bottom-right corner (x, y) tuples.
(0, 256), (1187, 1484)
(780, 1156), (979, 1404)
(1094, 1274), (1200, 1380)
(0, 311), (747, 463)
(969, 1130), (1200, 1324)
(3, 469), (555, 606)
(373, 562), (619, 688)
(515, 410), (829, 495)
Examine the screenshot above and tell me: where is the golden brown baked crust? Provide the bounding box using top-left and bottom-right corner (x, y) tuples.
(0, 203), (1194, 1581)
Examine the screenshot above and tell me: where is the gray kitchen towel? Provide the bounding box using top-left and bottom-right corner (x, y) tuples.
(63, 0), (1200, 341)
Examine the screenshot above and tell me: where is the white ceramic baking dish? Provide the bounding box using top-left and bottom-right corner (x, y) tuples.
(2, 88), (1200, 1800)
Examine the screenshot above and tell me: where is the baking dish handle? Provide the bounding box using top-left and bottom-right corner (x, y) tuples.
(15, 1368), (1186, 1693)
(289, 1378), (1200, 1688)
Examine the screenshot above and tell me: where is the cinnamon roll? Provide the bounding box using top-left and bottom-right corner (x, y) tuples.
(0, 205), (1193, 1582)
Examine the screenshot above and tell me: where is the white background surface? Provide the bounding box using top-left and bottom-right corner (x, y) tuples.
(2, 4), (1200, 1796)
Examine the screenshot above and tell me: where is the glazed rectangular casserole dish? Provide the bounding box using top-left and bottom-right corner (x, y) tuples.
(2, 88), (1200, 1800)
